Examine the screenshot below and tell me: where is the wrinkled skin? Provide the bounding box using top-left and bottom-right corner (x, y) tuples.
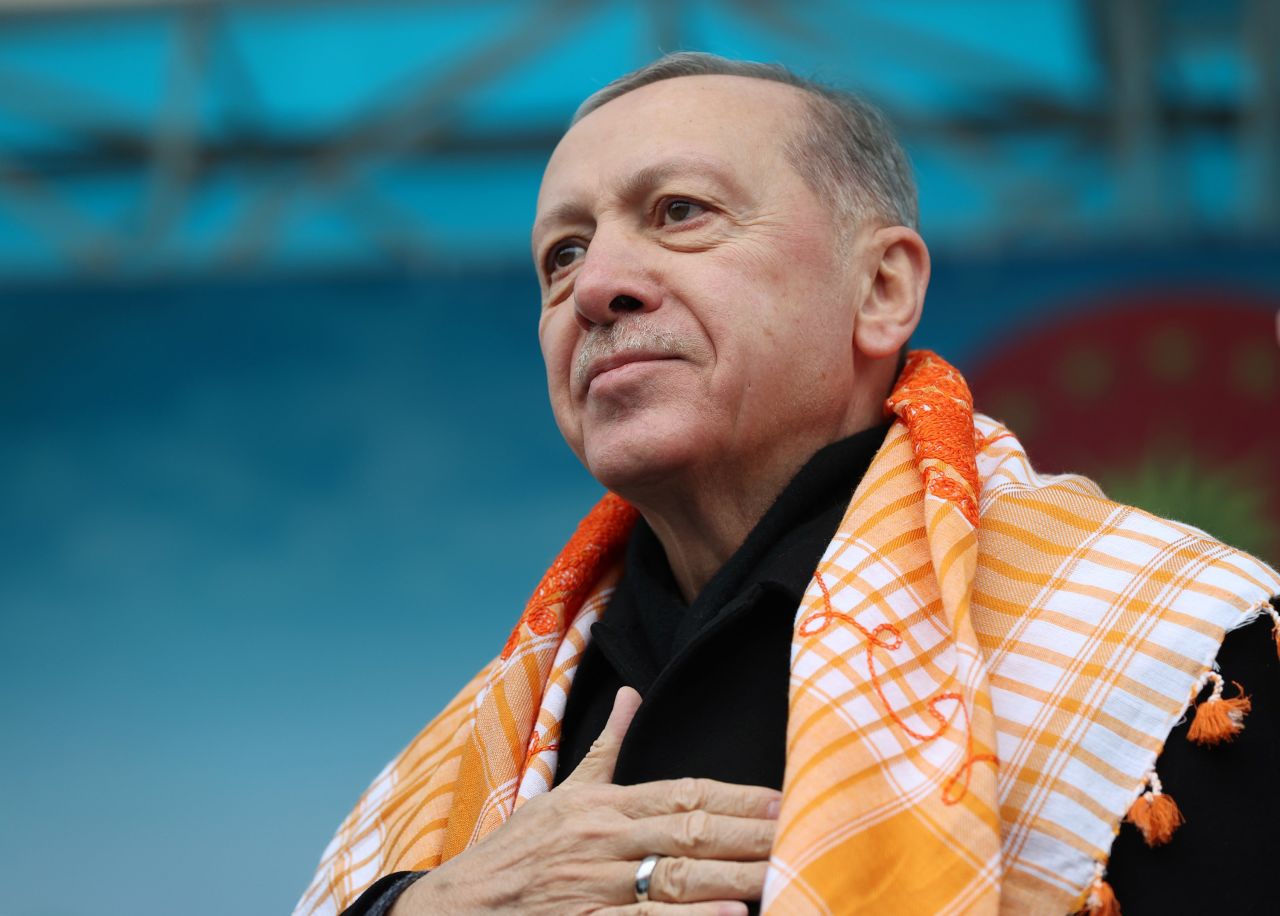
(533, 74), (926, 601)
(392, 689), (780, 916)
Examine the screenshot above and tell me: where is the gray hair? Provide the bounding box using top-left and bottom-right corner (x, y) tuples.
(572, 52), (918, 233)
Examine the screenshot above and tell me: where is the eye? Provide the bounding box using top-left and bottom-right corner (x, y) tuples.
(545, 240), (585, 278)
(661, 198), (706, 225)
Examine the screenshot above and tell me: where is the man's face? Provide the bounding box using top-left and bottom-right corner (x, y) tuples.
(533, 75), (867, 493)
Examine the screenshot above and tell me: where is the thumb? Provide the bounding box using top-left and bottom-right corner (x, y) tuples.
(563, 686), (642, 785)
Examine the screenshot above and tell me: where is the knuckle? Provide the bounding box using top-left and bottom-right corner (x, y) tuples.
(676, 809), (712, 852)
(657, 855), (696, 901)
(672, 777), (704, 811)
(585, 735), (611, 759)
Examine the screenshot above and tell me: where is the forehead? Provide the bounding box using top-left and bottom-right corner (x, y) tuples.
(535, 75), (809, 220)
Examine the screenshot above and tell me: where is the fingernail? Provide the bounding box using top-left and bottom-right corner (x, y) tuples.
(766, 798), (781, 818)
(719, 904), (748, 916)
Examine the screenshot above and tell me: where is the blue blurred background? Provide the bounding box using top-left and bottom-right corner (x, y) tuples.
(2, 3), (1278, 914)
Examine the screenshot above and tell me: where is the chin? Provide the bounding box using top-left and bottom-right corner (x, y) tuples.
(580, 424), (703, 496)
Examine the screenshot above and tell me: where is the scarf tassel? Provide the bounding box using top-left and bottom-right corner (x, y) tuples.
(1085, 871), (1121, 916)
(1124, 770), (1183, 847)
(1268, 597), (1280, 662)
(1186, 671), (1251, 746)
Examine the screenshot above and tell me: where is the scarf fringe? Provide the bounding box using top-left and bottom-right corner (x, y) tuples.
(1124, 770), (1183, 847)
(1267, 597), (1280, 662)
(1109, 599), (1280, 896)
(1085, 865), (1121, 916)
(1187, 671), (1251, 746)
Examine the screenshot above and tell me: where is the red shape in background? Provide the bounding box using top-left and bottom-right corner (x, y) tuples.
(967, 291), (1280, 555)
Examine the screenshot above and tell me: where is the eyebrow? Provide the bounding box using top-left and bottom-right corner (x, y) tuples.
(532, 200), (593, 246)
(532, 155), (743, 245)
(616, 156), (742, 204)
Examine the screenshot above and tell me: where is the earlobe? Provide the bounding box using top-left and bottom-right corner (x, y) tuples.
(854, 226), (930, 359)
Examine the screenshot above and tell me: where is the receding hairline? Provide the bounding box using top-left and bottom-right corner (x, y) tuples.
(571, 70), (816, 126)
(566, 73), (836, 184)
(565, 52), (919, 232)
(556, 73), (819, 168)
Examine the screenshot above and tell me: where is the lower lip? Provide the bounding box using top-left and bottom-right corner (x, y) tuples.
(588, 358), (676, 393)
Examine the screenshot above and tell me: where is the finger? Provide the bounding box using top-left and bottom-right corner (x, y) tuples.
(604, 903), (748, 916)
(603, 903), (748, 916)
(612, 857), (768, 905)
(613, 777), (782, 819)
(624, 812), (775, 861)
(563, 686), (643, 785)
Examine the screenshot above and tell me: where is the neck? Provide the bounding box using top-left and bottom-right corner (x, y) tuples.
(609, 357), (898, 603)
(633, 456), (803, 604)
(628, 415), (883, 604)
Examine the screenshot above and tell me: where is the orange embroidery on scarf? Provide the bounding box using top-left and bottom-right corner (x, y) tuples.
(886, 351), (981, 526)
(524, 730), (559, 767)
(525, 607), (558, 636)
(974, 428), (1015, 452)
(923, 475), (979, 525)
(501, 493), (638, 659)
(802, 570), (996, 804)
(500, 627), (521, 660)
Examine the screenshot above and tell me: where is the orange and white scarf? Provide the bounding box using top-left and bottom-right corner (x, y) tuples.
(295, 351), (1280, 915)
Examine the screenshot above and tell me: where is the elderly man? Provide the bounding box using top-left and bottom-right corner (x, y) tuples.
(296, 54), (1280, 916)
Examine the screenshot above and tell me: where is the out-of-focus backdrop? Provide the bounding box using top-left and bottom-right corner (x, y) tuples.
(2, 2), (1277, 914)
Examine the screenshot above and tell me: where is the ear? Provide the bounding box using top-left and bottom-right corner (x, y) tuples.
(853, 226), (929, 359)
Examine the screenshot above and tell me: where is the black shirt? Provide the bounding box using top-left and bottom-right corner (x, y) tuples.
(553, 423), (891, 788)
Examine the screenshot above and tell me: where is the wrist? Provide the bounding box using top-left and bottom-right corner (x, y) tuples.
(390, 868), (483, 916)
(386, 873), (433, 916)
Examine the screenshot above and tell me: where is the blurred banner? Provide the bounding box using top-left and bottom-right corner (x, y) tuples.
(969, 293), (1279, 561)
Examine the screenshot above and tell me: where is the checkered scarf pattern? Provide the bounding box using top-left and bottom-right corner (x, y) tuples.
(294, 351), (1280, 915)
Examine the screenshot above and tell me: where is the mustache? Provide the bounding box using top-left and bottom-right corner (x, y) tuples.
(573, 320), (694, 388)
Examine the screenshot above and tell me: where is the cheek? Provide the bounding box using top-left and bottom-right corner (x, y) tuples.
(538, 312), (584, 443)
(697, 245), (823, 352)
(756, 231), (853, 342)
(538, 311), (574, 380)
(697, 237), (852, 396)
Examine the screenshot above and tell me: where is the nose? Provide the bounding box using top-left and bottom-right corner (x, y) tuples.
(571, 228), (659, 330)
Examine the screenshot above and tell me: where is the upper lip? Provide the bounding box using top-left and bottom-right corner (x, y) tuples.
(584, 350), (678, 389)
